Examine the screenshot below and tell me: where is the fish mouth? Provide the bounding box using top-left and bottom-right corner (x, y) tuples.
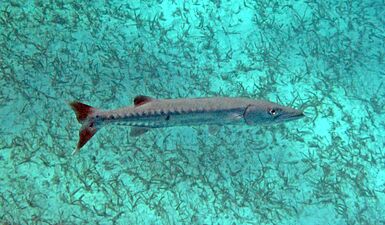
(289, 112), (305, 119)
(284, 111), (305, 121)
(275, 110), (305, 123)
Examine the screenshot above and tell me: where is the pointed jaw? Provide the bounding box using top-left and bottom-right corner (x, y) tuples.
(276, 108), (305, 123)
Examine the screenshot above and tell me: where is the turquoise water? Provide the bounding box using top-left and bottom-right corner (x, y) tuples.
(0, 0), (384, 224)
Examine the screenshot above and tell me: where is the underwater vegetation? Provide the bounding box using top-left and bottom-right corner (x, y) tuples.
(0, 0), (384, 224)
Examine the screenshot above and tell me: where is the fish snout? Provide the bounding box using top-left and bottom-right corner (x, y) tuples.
(283, 108), (305, 122)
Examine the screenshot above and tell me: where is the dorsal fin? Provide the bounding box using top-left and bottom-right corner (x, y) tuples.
(134, 95), (153, 106)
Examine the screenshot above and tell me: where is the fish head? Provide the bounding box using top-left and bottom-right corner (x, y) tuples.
(244, 101), (304, 125)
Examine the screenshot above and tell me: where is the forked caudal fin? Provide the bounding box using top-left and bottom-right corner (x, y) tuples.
(69, 101), (99, 154)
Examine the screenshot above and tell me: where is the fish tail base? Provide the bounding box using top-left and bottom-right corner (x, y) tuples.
(69, 101), (99, 154)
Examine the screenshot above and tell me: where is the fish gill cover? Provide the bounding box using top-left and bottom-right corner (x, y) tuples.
(0, 0), (384, 224)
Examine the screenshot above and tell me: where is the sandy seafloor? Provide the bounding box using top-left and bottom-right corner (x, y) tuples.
(0, 0), (385, 224)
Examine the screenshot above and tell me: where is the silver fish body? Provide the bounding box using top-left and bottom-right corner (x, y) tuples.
(69, 96), (304, 153)
(96, 97), (258, 128)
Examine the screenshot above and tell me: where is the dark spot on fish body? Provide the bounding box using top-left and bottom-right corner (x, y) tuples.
(165, 115), (170, 121)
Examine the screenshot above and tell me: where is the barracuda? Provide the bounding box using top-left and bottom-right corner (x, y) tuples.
(69, 95), (304, 154)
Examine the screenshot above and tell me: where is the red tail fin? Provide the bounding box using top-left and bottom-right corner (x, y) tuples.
(69, 101), (99, 154)
(69, 102), (94, 122)
(76, 123), (97, 153)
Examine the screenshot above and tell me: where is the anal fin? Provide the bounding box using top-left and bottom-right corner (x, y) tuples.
(130, 127), (150, 137)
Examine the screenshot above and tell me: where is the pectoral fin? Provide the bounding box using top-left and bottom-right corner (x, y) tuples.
(208, 125), (221, 135)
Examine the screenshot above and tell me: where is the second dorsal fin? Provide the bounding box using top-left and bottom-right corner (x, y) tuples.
(134, 95), (153, 106)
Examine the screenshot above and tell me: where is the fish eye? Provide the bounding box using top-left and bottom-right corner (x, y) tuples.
(269, 108), (277, 116)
